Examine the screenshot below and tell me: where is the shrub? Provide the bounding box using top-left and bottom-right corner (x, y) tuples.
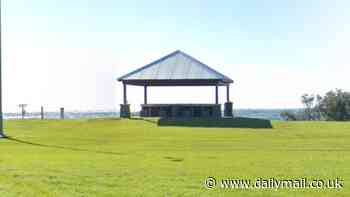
(280, 110), (298, 121)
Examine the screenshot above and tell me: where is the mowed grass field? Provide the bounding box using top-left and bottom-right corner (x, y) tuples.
(1, 118), (350, 196)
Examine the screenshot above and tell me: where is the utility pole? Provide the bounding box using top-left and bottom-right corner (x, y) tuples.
(18, 104), (28, 119)
(0, 0), (5, 138)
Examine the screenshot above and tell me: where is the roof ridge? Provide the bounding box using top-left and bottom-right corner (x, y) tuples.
(117, 50), (181, 81)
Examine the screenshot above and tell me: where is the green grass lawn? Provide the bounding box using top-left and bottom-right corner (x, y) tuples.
(1, 118), (350, 196)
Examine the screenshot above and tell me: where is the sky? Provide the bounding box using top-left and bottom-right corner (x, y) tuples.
(2, 0), (350, 112)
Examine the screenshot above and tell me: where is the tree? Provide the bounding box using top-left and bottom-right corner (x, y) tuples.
(301, 94), (315, 120)
(280, 90), (350, 121)
(318, 89), (350, 121)
(313, 94), (323, 120)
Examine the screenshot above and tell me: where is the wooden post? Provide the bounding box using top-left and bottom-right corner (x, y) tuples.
(144, 85), (148, 104)
(123, 83), (127, 104)
(215, 86), (219, 104)
(226, 85), (230, 102)
(60, 107), (64, 119)
(41, 106), (44, 120)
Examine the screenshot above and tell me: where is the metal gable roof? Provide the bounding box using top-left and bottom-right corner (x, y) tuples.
(117, 50), (233, 85)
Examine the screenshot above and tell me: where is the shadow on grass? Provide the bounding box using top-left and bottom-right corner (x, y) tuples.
(87, 118), (121, 121)
(130, 117), (158, 124)
(6, 136), (123, 156)
(158, 117), (273, 129)
(164, 156), (184, 162)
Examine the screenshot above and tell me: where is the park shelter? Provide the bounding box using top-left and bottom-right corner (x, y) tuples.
(117, 50), (234, 118)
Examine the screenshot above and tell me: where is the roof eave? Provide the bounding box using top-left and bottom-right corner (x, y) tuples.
(119, 79), (233, 86)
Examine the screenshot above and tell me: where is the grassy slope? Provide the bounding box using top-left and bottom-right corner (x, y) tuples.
(1, 119), (350, 196)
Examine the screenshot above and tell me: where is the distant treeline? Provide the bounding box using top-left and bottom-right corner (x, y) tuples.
(281, 89), (350, 121)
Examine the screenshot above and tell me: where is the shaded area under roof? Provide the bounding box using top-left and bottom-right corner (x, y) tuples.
(117, 50), (233, 86)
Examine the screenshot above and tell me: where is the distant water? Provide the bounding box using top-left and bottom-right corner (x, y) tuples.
(4, 111), (119, 120)
(234, 109), (287, 120)
(4, 109), (290, 120)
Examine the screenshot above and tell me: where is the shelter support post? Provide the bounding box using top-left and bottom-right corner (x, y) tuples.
(215, 86), (219, 104)
(226, 85), (230, 102)
(123, 83), (127, 105)
(224, 84), (233, 117)
(120, 83), (131, 118)
(144, 85), (147, 104)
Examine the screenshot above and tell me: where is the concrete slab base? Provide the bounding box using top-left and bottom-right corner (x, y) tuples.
(141, 104), (222, 119)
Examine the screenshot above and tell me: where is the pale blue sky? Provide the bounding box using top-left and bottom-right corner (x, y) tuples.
(2, 0), (350, 112)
